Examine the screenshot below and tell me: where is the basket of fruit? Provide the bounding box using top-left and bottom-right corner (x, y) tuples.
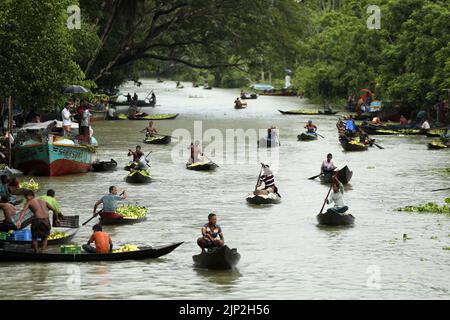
(19, 179), (40, 192)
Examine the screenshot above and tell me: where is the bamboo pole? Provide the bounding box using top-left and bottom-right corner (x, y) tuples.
(8, 96), (12, 167)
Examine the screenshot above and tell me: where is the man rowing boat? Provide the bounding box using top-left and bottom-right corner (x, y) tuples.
(16, 190), (57, 253)
(326, 176), (348, 215)
(305, 120), (317, 133)
(197, 213), (224, 252)
(128, 145), (147, 170)
(188, 141), (203, 164)
(321, 153), (337, 175)
(255, 164), (280, 197)
(142, 121), (158, 137)
(93, 186), (127, 220)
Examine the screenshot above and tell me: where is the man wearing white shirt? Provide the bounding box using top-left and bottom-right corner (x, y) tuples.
(61, 102), (72, 136)
(421, 119), (430, 130)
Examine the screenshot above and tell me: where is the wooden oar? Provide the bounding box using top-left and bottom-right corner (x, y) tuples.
(82, 209), (103, 226)
(202, 153), (219, 167)
(308, 173), (322, 180)
(319, 184), (333, 214)
(372, 141), (384, 149)
(431, 187), (450, 192)
(254, 164), (264, 194)
(316, 133), (325, 139)
(153, 133), (178, 140)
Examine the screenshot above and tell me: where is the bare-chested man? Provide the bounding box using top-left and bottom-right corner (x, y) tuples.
(142, 121), (158, 137)
(0, 195), (16, 224)
(16, 190), (56, 253)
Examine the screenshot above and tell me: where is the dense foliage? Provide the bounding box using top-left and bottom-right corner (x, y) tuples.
(0, 0), (448, 112)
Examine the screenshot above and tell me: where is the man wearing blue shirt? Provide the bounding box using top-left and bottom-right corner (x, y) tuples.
(93, 186), (127, 220)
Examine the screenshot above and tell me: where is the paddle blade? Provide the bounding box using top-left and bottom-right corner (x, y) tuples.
(308, 174), (321, 180)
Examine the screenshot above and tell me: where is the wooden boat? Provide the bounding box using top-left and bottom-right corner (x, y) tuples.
(246, 192), (281, 205)
(125, 170), (152, 183)
(192, 246), (241, 270)
(91, 109), (107, 121)
(0, 242), (183, 262)
(0, 228), (78, 246)
(279, 109), (338, 116)
(115, 113), (179, 121)
(346, 113), (378, 121)
(144, 135), (171, 145)
(317, 210), (355, 226)
(92, 159), (117, 172)
(124, 162), (134, 171)
(259, 91), (297, 97)
(240, 94), (257, 100)
(319, 165), (353, 185)
(428, 141), (448, 150)
(234, 104), (247, 109)
(186, 161), (218, 171)
(425, 130), (447, 138)
(340, 139), (369, 152)
(257, 137), (279, 148)
(298, 132), (318, 141)
(100, 216), (147, 226)
(13, 139), (95, 176)
(112, 100), (155, 107)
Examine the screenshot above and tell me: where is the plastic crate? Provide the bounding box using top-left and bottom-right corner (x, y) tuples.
(56, 215), (79, 228)
(13, 230), (32, 241)
(60, 245), (81, 254)
(0, 232), (8, 240)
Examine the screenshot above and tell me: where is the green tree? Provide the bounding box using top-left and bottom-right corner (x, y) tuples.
(0, 0), (86, 112)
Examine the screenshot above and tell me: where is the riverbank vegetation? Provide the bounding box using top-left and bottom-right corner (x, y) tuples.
(0, 0), (449, 113)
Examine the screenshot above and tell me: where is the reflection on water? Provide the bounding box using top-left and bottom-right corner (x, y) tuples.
(2, 79), (449, 299)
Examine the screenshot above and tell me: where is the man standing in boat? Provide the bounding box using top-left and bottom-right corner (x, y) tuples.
(188, 141), (203, 164)
(321, 153), (337, 175)
(61, 102), (73, 137)
(93, 186), (127, 220)
(15, 190), (57, 253)
(256, 164), (280, 197)
(326, 176), (348, 215)
(197, 213), (224, 252)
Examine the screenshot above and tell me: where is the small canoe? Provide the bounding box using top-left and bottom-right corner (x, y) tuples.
(0, 228), (78, 246)
(112, 100), (155, 107)
(141, 113), (179, 120)
(186, 161), (218, 171)
(125, 170), (152, 183)
(241, 94), (257, 100)
(428, 141), (448, 150)
(0, 242), (183, 262)
(144, 135), (171, 145)
(92, 159), (118, 172)
(298, 132), (318, 141)
(193, 246), (241, 270)
(257, 137), (279, 148)
(234, 105), (247, 109)
(279, 109), (338, 115)
(246, 193), (281, 205)
(319, 165), (353, 185)
(340, 139), (369, 152)
(100, 216), (147, 226)
(425, 130), (447, 138)
(317, 210), (355, 226)
(124, 162), (134, 171)
(259, 91), (297, 96)
(115, 113), (179, 121)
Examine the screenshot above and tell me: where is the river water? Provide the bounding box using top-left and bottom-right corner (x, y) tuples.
(2, 79), (449, 299)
